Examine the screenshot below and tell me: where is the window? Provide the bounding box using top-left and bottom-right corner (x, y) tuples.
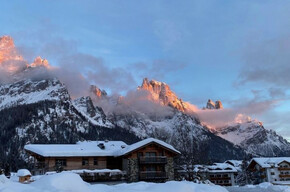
(82, 158), (89, 166)
(146, 165), (157, 171)
(93, 158), (98, 165)
(137, 152), (143, 158)
(145, 152), (157, 157)
(271, 172), (275, 175)
(55, 159), (67, 167)
(224, 180), (229, 183)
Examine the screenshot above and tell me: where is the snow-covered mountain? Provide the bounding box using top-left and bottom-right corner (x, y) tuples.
(1, 36), (289, 171)
(214, 119), (290, 156)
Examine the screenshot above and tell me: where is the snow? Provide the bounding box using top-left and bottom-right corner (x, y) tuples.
(120, 138), (181, 155)
(0, 172), (229, 192)
(25, 141), (128, 157)
(224, 160), (242, 168)
(206, 163), (238, 173)
(227, 182), (290, 192)
(24, 138), (180, 157)
(0, 79), (66, 110)
(16, 169), (31, 177)
(250, 157), (290, 168)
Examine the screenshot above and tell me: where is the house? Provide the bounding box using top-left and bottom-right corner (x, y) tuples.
(206, 163), (238, 186)
(247, 157), (290, 184)
(16, 169), (32, 183)
(178, 161), (239, 186)
(24, 138), (180, 182)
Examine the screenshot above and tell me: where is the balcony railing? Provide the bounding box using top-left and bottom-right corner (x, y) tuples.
(139, 171), (167, 180)
(139, 156), (167, 164)
(278, 167), (290, 171)
(279, 174), (290, 178)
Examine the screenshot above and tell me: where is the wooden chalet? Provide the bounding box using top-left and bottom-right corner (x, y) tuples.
(24, 138), (180, 182)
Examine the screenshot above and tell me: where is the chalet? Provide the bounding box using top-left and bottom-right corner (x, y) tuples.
(24, 138), (180, 182)
(247, 157), (290, 184)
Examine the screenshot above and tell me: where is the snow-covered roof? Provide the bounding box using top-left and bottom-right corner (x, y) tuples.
(16, 169), (31, 177)
(24, 138), (180, 157)
(25, 141), (128, 157)
(250, 157), (290, 168)
(224, 160), (242, 167)
(120, 138), (181, 155)
(207, 163), (238, 173)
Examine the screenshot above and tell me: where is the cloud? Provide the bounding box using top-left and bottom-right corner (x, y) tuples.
(195, 97), (278, 129)
(238, 35), (290, 94)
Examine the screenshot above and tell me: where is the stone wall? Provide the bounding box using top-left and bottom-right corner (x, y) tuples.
(165, 157), (174, 181)
(127, 158), (139, 182)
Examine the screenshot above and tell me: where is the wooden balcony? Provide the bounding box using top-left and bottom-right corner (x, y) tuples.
(139, 171), (167, 180)
(278, 167), (290, 171)
(139, 156), (167, 164)
(279, 174), (290, 178)
(209, 177), (231, 180)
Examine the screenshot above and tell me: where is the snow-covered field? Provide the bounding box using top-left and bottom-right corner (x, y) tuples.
(0, 172), (228, 192)
(226, 182), (290, 192)
(1, 172), (290, 192)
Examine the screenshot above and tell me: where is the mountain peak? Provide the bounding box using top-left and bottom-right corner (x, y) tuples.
(205, 99), (223, 109)
(90, 85), (107, 99)
(28, 56), (51, 69)
(0, 35), (23, 64)
(138, 78), (197, 112)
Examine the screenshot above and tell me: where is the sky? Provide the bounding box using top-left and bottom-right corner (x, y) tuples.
(1, 0), (290, 139)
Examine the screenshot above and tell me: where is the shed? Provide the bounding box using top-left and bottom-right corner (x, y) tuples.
(16, 169), (32, 183)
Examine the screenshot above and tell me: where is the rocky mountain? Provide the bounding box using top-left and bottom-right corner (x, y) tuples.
(214, 119), (290, 157)
(205, 99), (223, 109)
(138, 78), (197, 112)
(0, 36), (289, 172)
(109, 109), (245, 163)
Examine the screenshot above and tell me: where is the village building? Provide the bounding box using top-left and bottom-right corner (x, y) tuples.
(247, 157), (290, 184)
(177, 161), (240, 186)
(24, 138), (180, 182)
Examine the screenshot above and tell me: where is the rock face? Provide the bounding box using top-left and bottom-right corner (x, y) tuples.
(90, 85), (107, 99)
(73, 96), (113, 128)
(206, 99), (223, 109)
(138, 78), (196, 112)
(214, 120), (290, 156)
(0, 36), (23, 64)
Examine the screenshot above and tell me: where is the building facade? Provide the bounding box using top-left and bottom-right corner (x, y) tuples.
(247, 157), (290, 184)
(24, 138), (180, 182)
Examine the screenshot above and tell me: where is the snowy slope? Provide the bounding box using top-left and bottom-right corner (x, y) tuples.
(73, 96), (113, 128)
(110, 108), (245, 163)
(215, 120), (290, 156)
(0, 78), (68, 110)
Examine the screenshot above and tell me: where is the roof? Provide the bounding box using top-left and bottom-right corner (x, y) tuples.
(249, 157), (290, 168)
(16, 169), (31, 177)
(120, 138), (181, 156)
(24, 141), (128, 157)
(24, 138), (180, 157)
(207, 163), (238, 173)
(224, 160), (242, 167)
